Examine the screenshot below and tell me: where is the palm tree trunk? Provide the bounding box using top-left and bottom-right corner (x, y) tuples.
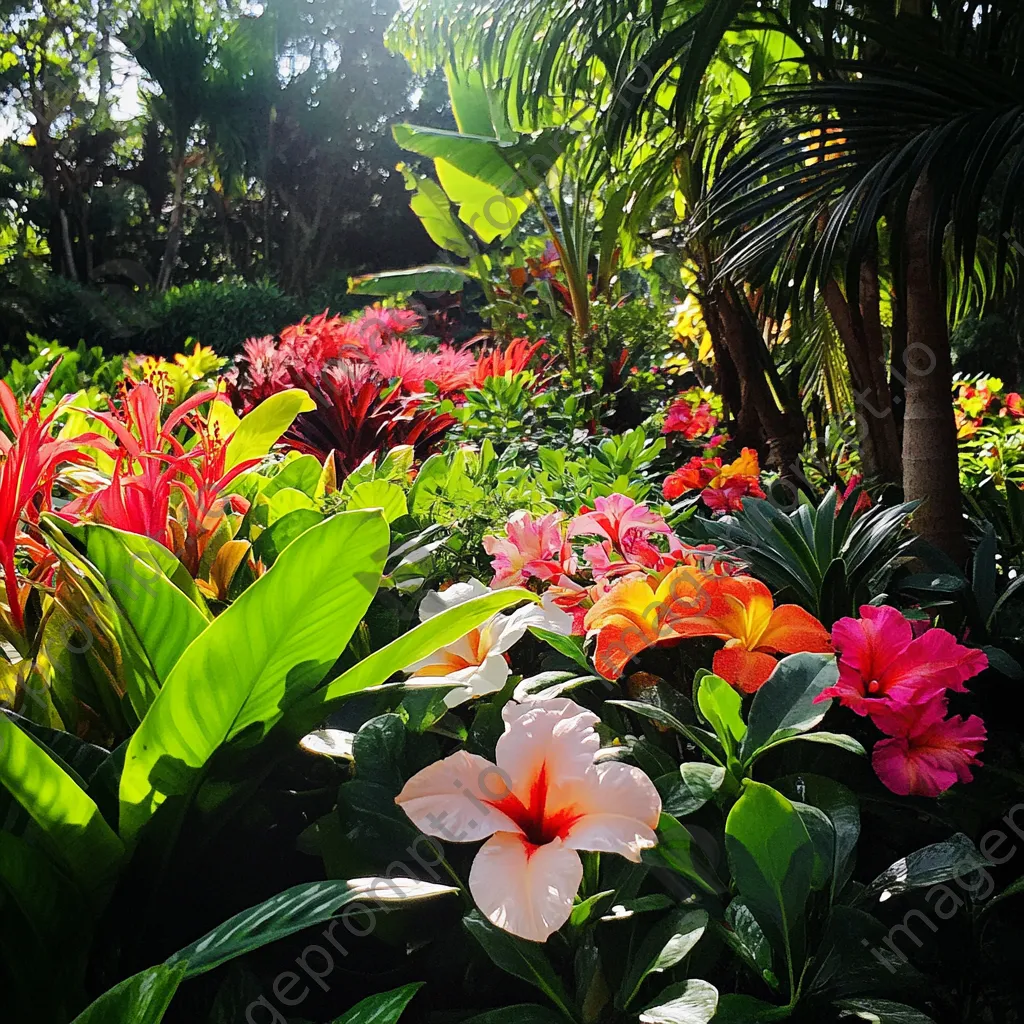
(713, 283), (806, 482)
(157, 159), (186, 292)
(823, 274), (902, 486)
(902, 174), (967, 563)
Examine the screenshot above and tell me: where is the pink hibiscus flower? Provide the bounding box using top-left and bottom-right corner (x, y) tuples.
(871, 697), (987, 797)
(569, 494), (672, 553)
(395, 698), (661, 942)
(817, 605), (988, 716)
(483, 510), (575, 588)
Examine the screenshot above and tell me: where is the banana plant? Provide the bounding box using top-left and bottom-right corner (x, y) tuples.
(350, 68), (649, 373)
(0, 509), (535, 1022)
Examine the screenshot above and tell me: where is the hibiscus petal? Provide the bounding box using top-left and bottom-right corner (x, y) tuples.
(559, 762), (662, 861)
(713, 646), (779, 694)
(872, 711), (986, 797)
(832, 605), (913, 684)
(468, 833), (583, 942)
(418, 579), (491, 622)
(758, 604), (833, 655)
(396, 750), (521, 842)
(496, 699), (600, 801)
(884, 628), (989, 701)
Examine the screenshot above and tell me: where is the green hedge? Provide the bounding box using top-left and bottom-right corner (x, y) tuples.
(0, 276), (309, 358)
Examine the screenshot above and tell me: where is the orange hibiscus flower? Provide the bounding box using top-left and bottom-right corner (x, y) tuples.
(585, 571), (832, 692)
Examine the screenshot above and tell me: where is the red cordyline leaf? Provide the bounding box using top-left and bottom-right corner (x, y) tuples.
(285, 364), (456, 478)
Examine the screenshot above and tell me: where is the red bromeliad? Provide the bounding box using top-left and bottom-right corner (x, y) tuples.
(0, 369), (106, 633)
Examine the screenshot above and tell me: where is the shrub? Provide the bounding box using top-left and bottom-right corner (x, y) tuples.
(0, 275), (304, 359)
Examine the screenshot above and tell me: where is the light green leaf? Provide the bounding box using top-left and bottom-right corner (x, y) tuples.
(263, 454), (322, 499)
(0, 712), (123, 892)
(347, 480), (409, 524)
(84, 525), (208, 696)
(168, 879), (454, 978)
(392, 123), (563, 196)
(225, 389), (315, 470)
(70, 964), (187, 1024)
(267, 486), (316, 526)
(697, 675), (746, 757)
(119, 511), (390, 843)
(348, 265), (472, 296)
(287, 589), (537, 736)
(330, 983), (423, 1024)
(725, 782), (815, 993)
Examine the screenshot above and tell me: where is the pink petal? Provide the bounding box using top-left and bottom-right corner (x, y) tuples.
(832, 605), (913, 684)
(559, 762), (661, 862)
(468, 833), (583, 942)
(872, 711), (987, 798)
(495, 699), (600, 803)
(395, 750), (521, 842)
(884, 629), (989, 700)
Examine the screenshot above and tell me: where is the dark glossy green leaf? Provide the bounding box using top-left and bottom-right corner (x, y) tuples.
(610, 700), (724, 765)
(642, 813), (724, 896)
(793, 802), (834, 892)
(619, 909), (708, 1009)
(660, 762), (726, 818)
(777, 776), (860, 903)
(530, 626), (593, 672)
(70, 963), (187, 1024)
(719, 899), (776, 989)
(569, 890), (616, 928)
(639, 979), (719, 1024)
(461, 1006), (565, 1024)
(711, 994), (791, 1021)
(329, 982), (423, 1023)
(834, 998), (936, 1022)
(168, 878), (456, 978)
(860, 833), (989, 903)
(463, 912), (575, 1020)
(740, 653), (838, 765)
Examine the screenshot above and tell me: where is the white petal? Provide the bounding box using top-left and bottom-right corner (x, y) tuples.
(469, 833), (582, 943)
(418, 579), (491, 622)
(395, 750), (520, 843)
(495, 699), (600, 801)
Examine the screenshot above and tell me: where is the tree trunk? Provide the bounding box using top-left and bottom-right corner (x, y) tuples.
(713, 283), (806, 483)
(157, 159), (186, 292)
(823, 274), (902, 486)
(902, 175), (967, 564)
(859, 254), (903, 479)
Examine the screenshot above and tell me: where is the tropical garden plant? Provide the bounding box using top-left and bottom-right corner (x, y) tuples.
(3, 1), (1024, 1023)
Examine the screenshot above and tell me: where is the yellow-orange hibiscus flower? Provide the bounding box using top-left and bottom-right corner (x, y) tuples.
(586, 571), (832, 692)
